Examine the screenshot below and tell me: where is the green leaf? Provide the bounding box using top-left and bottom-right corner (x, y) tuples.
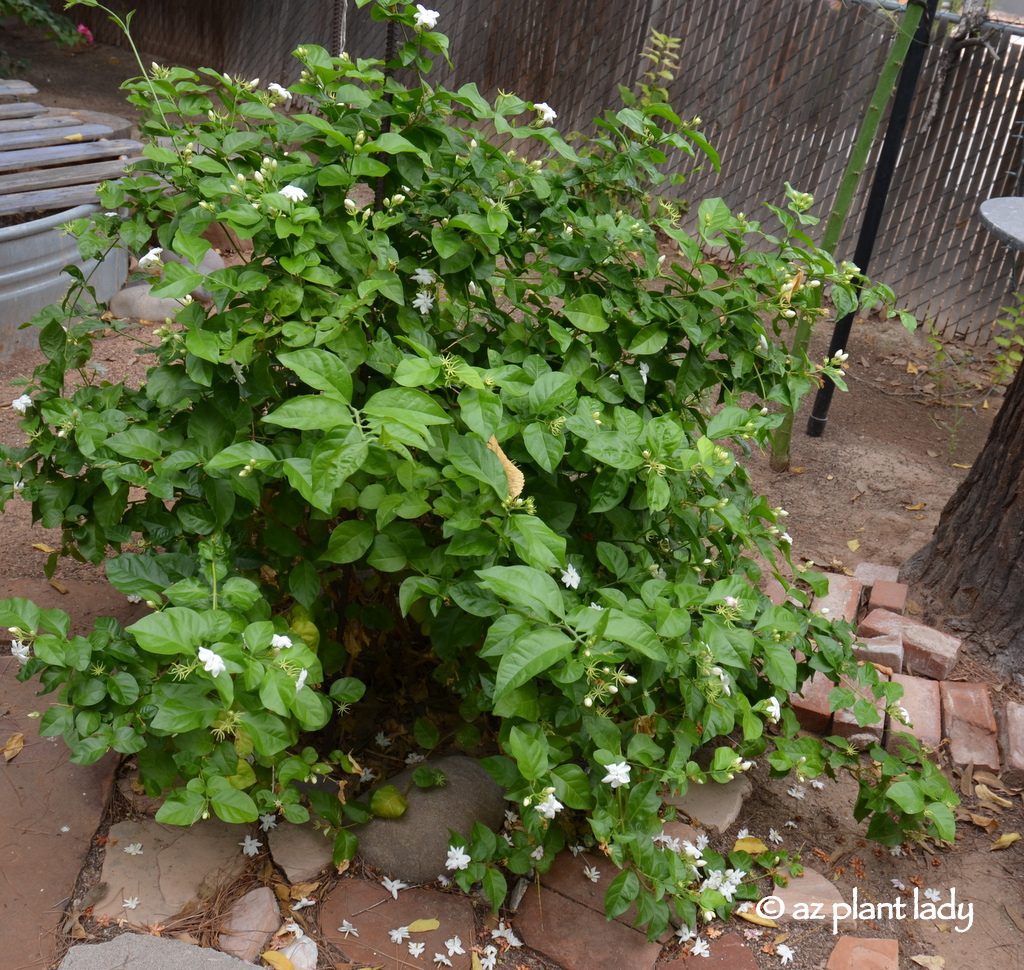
(603, 611), (668, 662)
(128, 608), (205, 655)
(522, 422), (565, 472)
(494, 628), (574, 699)
(263, 395), (353, 431)
(458, 387), (503, 439)
(476, 566), (565, 619)
(506, 725), (549, 780)
(482, 867), (507, 912)
(887, 780), (925, 815)
(413, 717), (440, 749)
(277, 349), (353, 400)
(508, 515), (565, 570)
(551, 764), (594, 809)
(155, 787), (206, 826)
(104, 428), (164, 461)
(605, 869), (640, 918)
(149, 683), (218, 733)
(763, 642), (798, 691)
(207, 775), (258, 823)
(563, 294), (608, 333)
(446, 435), (508, 497)
(322, 520), (375, 563)
(585, 432), (644, 469)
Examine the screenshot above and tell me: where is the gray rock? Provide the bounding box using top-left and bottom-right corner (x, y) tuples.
(109, 284), (181, 323)
(218, 887), (282, 961)
(267, 823), (334, 883)
(59, 934), (254, 969)
(665, 775), (751, 833)
(163, 247), (226, 298)
(92, 818), (249, 926)
(356, 755), (507, 883)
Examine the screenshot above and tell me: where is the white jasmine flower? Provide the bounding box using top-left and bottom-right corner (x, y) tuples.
(536, 792), (564, 820)
(280, 184), (308, 203)
(491, 922), (522, 947)
(138, 247), (164, 273)
(736, 902), (752, 913)
(337, 919), (358, 937)
(291, 896), (316, 911)
(758, 334), (769, 352)
(889, 844), (904, 857)
(638, 361), (649, 385)
(405, 752), (425, 765)
(295, 668), (308, 691)
(780, 532), (793, 545)
(784, 820), (798, 828)
(560, 563), (581, 589)
(10, 639), (30, 665)
(691, 937), (710, 958)
(413, 4), (440, 29)
(375, 731), (393, 749)
(480, 946), (498, 970)
(601, 761), (631, 788)
(409, 941), (425, 957)
(445, 936), (465, 957)
(723, 595), (739, 608)
(652, 830), (682, 853)
(925, 887), (942, 902)
(446, 844), (472, 871)
(568, 843), (585, 856)
(891, 878), (906, 891)
(896, 705), (913, 726)
(126, 594), (142, 604)
(764, 696), (782, 722)
(389, 926), (411, 944)
(583, 865), (601, 883)
(197, 646), (226, 677)
(436, 873), (451, 887)
(10, 394), (33, 415)
(534, 101), (557, 125)
(834, 349), (849, 363)
(433, 955), (452, 968)
(12, 479), (24, 494)
(122, 896), (140, 910)
(412, 267), (435, 286)
(259, 813), (278, 832)
(530, 845), (545, 861)
(777, 943), (795, 965)
(675, 925), (695, 943)
(811, 779), (826, 790)
(123, 842), (144, 856)
(695, 834), (709, 851)
(381, 877), (408, 899)
(504, 809), (519, 827)
(239, 834), (262, 856)
(271, 633), (293, 649)
(768, 828), (783, 845)
(787, 785), (806, 800)
(267, 81), (292, 102)
(59, 825), (70, 833)
(360, 768), (377, 784)
(412, 290), (435, 315)
(736, 828), (750, 839)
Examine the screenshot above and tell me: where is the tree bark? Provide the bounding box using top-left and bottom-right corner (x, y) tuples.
(902, 357), (1024, 679)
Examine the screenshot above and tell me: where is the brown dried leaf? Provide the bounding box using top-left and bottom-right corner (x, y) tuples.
(273, 883), (291, 903)
(289, 882), (320, 900)
(2, 732), (25, 762)
(977, 784), (1014, 809)
(972, 769), (1009, 790)
(49, 579), (69, 594)
(991, 832), (1020, 851)
(959, 763), (975, 797)
(910, 956), (945, 969)
(968, 813), (999, 833)
(904, 502), (926, 511)
(847, 539), (860, 552)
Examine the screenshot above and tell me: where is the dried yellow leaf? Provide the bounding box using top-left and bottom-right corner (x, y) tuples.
(735, 907), (777, 928)
(991, 832), (1020, 851)
(64, 133), (84, 142)
(968, 813), (998, 833)
(3, 732), (25, 762)
(910, 956), (945, 970)
(406, 918), (440, 932)
(49, 579), (69, 594)
(472, 954), (483, 970)
(486, 436), (524, 498)
(733, 836), (769, 854)
(31, 543), (58, 553)
(904, 502), (926, 511)
(846, 539), (860, 552)
(261, 951), (296, 970)
(289, 881), (320, 899)
(977, 784), (1014, 809)
(951, 462), (972, 469)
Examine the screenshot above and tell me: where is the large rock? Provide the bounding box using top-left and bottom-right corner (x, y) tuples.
(91, 818), (249, 926)
(267, 822), (333, 882)
(356, 755), (506, 883)
(109, 284), (181, 323)
(58, 934), (254, 969)
(665, 775), (751, 833)
(218, 887), (281, 961)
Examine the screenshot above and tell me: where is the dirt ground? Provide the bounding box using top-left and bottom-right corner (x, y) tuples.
(2, 22), (1023, 970)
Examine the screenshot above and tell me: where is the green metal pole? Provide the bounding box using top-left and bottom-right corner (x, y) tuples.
(769, 0), (927, 472)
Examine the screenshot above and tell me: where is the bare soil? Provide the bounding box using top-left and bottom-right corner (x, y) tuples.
(1, 23), (1022, 970)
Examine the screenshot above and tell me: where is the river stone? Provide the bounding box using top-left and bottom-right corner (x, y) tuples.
(163, 246), (226, 298)
(267, 822), (334, 882)
(218, 887), (282, 961)
(59, 934), (254, 969)
(356, 755), (506, 883)
(109, 284), (181, 322)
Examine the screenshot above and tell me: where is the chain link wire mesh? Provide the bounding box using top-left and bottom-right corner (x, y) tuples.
(80, 0), (1024, 345)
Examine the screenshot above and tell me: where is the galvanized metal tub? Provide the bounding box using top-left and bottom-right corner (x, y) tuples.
(0, 204), (127, 358)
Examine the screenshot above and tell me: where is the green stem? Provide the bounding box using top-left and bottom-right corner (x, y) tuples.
(769, 0), (926, 471)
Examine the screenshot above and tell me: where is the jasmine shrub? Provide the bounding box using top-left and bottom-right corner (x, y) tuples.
(0, 0), (954, 938)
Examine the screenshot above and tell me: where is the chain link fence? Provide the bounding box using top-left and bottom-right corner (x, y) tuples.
(81, 0), (1024, 344)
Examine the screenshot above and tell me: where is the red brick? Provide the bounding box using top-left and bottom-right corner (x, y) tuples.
(834, 671), (889, 747)
(853, 634), (904, 674)
(515, 882), (661, 970)
(858, 610), (961, 680)
(868, 580), (908, 615)
(940, 681), (1000, 771)
(660, 932), (759, 969)
(812, 574), (863, 622)
(1000, 701), (1024, 786)
(826, 936), (899, 970)
(886, 674), (942, 752)
(790, 671), (834, 733)
(852, 562), (900, 588)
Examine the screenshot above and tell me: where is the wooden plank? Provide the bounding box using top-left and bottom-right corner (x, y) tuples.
(0, 139), (142, 174)
(0, 157), (140, 194)
(0, 80), (38, 99)
(0, 123), (115, 152)
(0, 101), (47, 120)
(0, 182), (103, 217)
(0, 114), (80, 134)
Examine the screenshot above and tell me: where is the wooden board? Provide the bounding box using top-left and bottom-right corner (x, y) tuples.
(0, 102), (47, 120)
(0, 139), (142, 174)
(0, 124), (115, 152)
(0, 182), (104, 217)
(0, 157), (140, 195)
(0, 114), (80, 134)
(0, 80), (38, 100)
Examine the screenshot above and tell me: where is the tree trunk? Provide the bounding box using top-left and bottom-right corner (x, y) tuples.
(902, 358), (1024, 679)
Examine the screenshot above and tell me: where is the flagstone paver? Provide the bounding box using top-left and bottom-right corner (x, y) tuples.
(772, 866), (851, 928)
(91, 817), (249, 926)
(58, 934), (255, 969)
(0, 655), (116, 970)
(217, 886), (282, 962)
(825, 935), (899, 970)
(321, 875), (476, 969)
(266, 821), (334, 882)
(659, 932), (760, 969)
(666, 776), (751, 833)
(515, 881), (661, 970)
